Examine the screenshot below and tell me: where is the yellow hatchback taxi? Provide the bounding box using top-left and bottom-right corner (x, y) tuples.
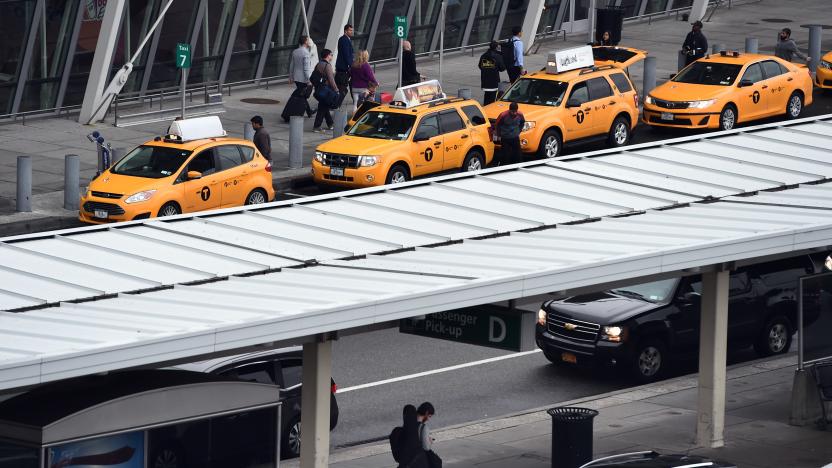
(483, 45), (642, 158)
(79, 116), (274, 224)
(644, 51), (813, 131)
(816, 51), (832, 89)
(313, 81), (493, 188)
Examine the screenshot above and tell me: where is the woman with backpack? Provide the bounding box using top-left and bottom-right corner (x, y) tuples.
(310, 49), (339, 132)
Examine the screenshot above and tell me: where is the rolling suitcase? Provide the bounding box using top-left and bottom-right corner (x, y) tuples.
(282, 87), (310, 122)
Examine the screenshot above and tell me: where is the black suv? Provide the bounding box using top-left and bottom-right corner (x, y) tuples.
(536, 254), (825, 382)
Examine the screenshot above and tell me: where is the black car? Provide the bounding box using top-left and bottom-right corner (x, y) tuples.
(580, 451), (736, 468)
(536, 254), (826, 382)
(176, 347), (339, 458)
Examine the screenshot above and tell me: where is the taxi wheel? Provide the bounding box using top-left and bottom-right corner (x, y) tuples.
(158, 202), (181, 218)
(461, 150), (485, 172)
(786, 92), (803, 120)
(385, 164), (410, 184)
(719, 105), (737, 131)
(607, 116), (631, 147)
(538, 129), (562, 159)
(245, 188), (268, 205)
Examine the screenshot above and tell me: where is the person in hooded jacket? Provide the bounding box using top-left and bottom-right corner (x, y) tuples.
(478, 41), (506, 105)
(398, 404), (429, 468)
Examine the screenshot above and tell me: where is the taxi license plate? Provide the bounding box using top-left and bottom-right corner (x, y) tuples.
(661, 112), (674, 121)
(93, 209), (108, 219)
(561, 352), (577, 364)
(330, 167), (344, 177)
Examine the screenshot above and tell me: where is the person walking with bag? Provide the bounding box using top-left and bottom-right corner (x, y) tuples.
(287, 35), (314, 119)
(311, 49), (338, 132)
(395, 404), (428, 468)
(417, 402), (442, 468)
(478, 41), (506, 105)
(350, 49), (378, 112)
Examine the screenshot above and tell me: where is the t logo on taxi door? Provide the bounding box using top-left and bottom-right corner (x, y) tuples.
(424, 147), (434, 162)
(576, 110), (585, 124)
(752, 91), (760, 104)
(200, 186), (211, 201)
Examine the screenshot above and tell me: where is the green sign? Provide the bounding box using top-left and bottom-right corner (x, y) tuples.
(394, 16), (408, 38)
(400, 306), (533, 351)
(176, 42), (191, 69)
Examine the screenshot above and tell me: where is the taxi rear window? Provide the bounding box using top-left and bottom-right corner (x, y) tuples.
(501, 79), (568, 106)
(673, 62), (742, 86)
(609, 73), (632, 93)
(347, 111), (416, 141)
(111, 145), (191, 179)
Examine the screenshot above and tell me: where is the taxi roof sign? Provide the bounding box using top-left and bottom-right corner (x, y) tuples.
(391, 80), (446, 108)
(547, 45), (595, 74)
(168, 116), (227, 142)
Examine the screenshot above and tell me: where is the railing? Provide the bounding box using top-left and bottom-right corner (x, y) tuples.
(530, 27), (568, 55)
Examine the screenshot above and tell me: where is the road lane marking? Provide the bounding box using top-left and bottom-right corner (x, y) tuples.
(337, 349), (542, 393)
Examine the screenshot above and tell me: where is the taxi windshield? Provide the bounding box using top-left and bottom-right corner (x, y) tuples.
(673, 61), (742, 86)
(347, 111), (416, 140)
(501, 79), (568, 106)
(111, 145), (191, 179)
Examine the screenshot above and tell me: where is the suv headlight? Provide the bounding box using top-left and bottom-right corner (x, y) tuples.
(522, 121), (536, 132)
(358, 155), (378, 167)
(821, 60), (832, 70)
(686, 99), (717, 109)
(644, 95), (655, 105)
(537, 308), (547, 326)
(124, 190), (157, 204)
(314, 151), (325, 163)
(600, 325), (626, 342)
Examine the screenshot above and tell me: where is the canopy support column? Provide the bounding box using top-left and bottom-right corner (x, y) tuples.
(300, 338), (333, 468)
(696, 268), (729, 448)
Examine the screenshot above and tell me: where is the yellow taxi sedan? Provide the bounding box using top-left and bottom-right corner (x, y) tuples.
(79, 116), (274, 224)
(816, 51), (832, 89)
(644, 52), (813, 131)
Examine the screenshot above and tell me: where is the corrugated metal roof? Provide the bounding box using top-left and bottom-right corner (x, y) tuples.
(1, 115), (830, 312)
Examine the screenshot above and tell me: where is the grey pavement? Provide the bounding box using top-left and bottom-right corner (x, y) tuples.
(284, 354), (832, 468)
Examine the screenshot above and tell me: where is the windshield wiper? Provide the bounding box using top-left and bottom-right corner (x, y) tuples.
(611, 289), (650, 302)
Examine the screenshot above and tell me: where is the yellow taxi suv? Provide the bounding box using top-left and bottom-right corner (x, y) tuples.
(312, 81), (494, 188)
(483, 45), (643, 158)
(816, 51), (832, 90)
(79, 116), (274, 224)
(644, 51), (814, 131)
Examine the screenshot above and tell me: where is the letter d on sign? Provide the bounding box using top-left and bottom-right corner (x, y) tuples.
(489, 316), (506, 343)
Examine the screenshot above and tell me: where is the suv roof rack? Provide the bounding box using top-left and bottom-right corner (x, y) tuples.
(578, 64), (615, 75)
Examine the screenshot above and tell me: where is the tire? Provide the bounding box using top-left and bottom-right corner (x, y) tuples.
(537, 129), (562, 159)
(461, 150), (485, 172)
(157, 202), (181, 218)
(282, 416), (302, 459)
(245, 188), (268, 205)
(754, 315), (793, 357)
(786, 92), (803, 120)
(719, 105), (737, 131)
(385, 163), (410, 184)
(631, 339), (667, 383)
(607, 115), (631, 147)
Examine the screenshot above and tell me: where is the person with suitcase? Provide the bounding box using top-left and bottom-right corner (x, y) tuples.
(286, 35), (314, 121)
(311, 49), (338, 132)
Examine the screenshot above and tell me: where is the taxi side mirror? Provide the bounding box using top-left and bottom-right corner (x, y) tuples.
(187, 170), (203, 180)
(738, 79), (753, 88)
(565, 98), (582, 108)
(413, 132), (430, 142)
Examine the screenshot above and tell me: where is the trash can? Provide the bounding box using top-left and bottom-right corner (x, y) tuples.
(595, 7), (624, 44)
(547, 406), (599, 468)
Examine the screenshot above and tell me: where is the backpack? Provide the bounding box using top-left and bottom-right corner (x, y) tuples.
(500, 39), (517, 67)
(389, 426), (404, 463)
(309, 62), (327, 89)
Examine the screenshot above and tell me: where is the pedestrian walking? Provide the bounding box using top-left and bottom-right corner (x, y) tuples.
(287, 34), (314, 118)
(682, 21), (708, 66)
(478, 41), (506, 105)
(311, 49), (338, 132)
(350, 49), (378, 111)
(335, 24), (355, 100)
(397, 404), (428, 468)
(417, 402), (442, 468)
(505, 26), (524, 83)
(250, 116), (271, 161)
(494, 102), (525, 166)
(402, 41), (422, 86)
(775, 28), (810, 63)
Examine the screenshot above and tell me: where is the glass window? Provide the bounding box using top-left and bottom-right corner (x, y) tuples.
(741, 63), (763, 84)
(308, 0), (334, 48)
(147, 0), (203, 90)
(610, 278), (679, 303)
(616, 0), (641, 18)
(187, 149), (217, 176)
(501, 78), (567, 106)
(461, 104), (487, 125)
(50, 432), (144, 468)
(568, 81), (589, 104)
(415, 113), (440, 139)
(609, 72), (632, 92)
(148, 418), (210, 468)
(673, 0), (693, 7)
(444, 0), (475, 49)
(537, 0), (563, 34)
(210, 407), (277, 468)
(408, 0), (442, 55)
(757, 257), (812, 288)
(497, 0), (529, 41)
(574, 0), (589, 20)
(761, 60), (785, 79)
(225, 0), (275, 83)
(587, 77), (613, 100)
(239, 145), (255, 162)
(370, 0), (410, 61)
(216, 145), (243, 170)
(468, 0), (502, 45)
(673, 62), (742, 86)
(222, 361), (275, 384)
(263, 0), (307, 78)
(347, 111), (416, 140)
(729, 271), (750, 295)
(111, 145), (191, 179)
(439, 109), (465, 133)
(281, 359), (303, 388)
(0, 0), (38, 114)
(351, 0), (379, 51)
(0, 439), (38, 468)
(644, 0), (668, 14)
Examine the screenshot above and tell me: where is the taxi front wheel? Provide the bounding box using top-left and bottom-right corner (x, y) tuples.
(786, 92), (803, 120)
(537, 129), (562, 159)
(385, 164), (410, 184)
(607, 116), (631, 147)
(158, 202), (181, 218)
(719, 105), (737, 131)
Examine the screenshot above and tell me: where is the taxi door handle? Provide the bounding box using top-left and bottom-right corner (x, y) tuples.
(433, 141), (441, 147)
(761, 85), (768, 89)
(608, 101), (616, 105)
(787, 77), (794, 81)
(461, 134), (469, 139)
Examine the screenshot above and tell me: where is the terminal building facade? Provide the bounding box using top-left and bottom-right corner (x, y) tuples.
(0, 0), (694, 118)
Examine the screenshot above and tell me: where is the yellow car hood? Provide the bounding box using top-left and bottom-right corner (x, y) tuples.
(90, 171), (171, 196)
(649, 81), (732, 102)
(317, 136), (408, 155)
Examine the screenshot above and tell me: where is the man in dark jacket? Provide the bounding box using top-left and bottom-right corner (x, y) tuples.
(250, 116), (271, 161)
(402, 41), (421, 86)
(478, 41), (506, 105)
(682, 21), (708, 66)
(335, 24), (354, 98)
(494, 102), (525, 166)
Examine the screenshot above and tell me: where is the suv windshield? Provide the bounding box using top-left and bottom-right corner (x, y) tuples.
(111, 145), (191, 179)
(610, 278), (679, 303)
(501, 79), (568, 106)
(347, 111), (416, 140)
(673, 61), (742, 86)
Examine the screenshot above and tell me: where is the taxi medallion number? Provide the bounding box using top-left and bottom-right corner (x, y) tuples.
(660, 112), (674, 121)
(561, 352), (577, 364)
(94, 209), (108, 219)
(331, 167), (345, 176)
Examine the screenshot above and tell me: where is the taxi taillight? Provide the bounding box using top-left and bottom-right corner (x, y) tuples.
(265, 161), (272, 173)
(633, 93), (639, 108)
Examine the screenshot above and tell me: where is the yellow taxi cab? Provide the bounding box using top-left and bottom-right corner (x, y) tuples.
(483, 45), (642, 158)
(816, 51), (832, 89)
(79, 116), (274, 224)
(313, 81), (494, 188)
(644, 51), (814, 131)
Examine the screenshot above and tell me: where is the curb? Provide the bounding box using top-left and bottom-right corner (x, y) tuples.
(0, 215), (84, 238)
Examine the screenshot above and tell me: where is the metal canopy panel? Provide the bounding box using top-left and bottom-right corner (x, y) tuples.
(677, 140), (832, 178)
(791, 122), (832, 137)
(715, 133), (832, 162)
(753, 127), (832, 148)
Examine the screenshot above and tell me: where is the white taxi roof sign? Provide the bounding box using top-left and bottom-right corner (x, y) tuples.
(168, 116), (227, 142)
(391, 80), (446, 108)
(547, 45), (594, 74)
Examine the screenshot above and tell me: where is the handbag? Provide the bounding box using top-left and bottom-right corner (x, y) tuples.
(425, 450), (442, 468)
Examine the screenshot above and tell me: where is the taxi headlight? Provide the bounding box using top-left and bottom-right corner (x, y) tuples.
(314, 151), (324, 163)
(821, 60), (832, 70)
(358, 155), (378, 167)
(601, 325), (627, 343)
(125, 190), (157, 204)
(522, 121), (536, 132)
(686, 99), (717, 109)
(644, 95), (655, 105)
(83, 185), (90, 198)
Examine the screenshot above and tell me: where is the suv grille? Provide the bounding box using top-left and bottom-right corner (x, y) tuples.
(321, 153), (359, 168)
(83, 201), (126, 215)
(652, 98), (690, 110)
(546, 313), (600, 343)
(91, 191), (123, 199)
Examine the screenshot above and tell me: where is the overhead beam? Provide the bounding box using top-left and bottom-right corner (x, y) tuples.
(78, 0), (127, 123)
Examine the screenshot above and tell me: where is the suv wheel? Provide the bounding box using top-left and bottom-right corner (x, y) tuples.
(608, 116), (631, 147)
(632, 339), (666, 382)
(461, 150), (485, 172)
(537, 129), (562, 158)
(754, 316), (792, 357)
(385, 164), (410, 184)
(283, 416), (302, 458)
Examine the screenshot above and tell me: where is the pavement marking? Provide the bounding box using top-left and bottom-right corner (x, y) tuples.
(337, 349), (542, 394)
(281, 192), (309, 198)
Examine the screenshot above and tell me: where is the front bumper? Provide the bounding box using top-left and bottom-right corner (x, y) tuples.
(642, 106), (719, 129)
(816, 67), (832, 89)
(78, 196), (152, 224)
(535, 325), (631, 368)
(311, 161), (384, 188)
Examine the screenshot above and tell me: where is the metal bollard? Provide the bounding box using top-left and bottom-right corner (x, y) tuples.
(458, 88), (472, 99)
(744, 37), (758, 54)
(16, 156), (32, 212)
(289, 116), (304, 169)
(642, 56), (657, 98)
(244, 122), (255, 140)
(712, 43), (726, 54)
(64, 154), (80, 210)
(332, 109), (348, 138)
(807, 24), (822, 73)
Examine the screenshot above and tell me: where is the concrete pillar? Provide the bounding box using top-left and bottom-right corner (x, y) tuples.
(522, 0), (546, 54)
(642, 56), (657, 98)
(458, 88), (472, 99)
(78, 0), (127, 124)
(712, 43), (725, 54)
(789, 368), (823, 426)
(64, 154), (80, 210)
(678, 50), (687, 71)
(696, 269), (729, 448)
(744, 37), (758, 54)
(333, 110), (348, 138)
(325, 0), (354, 63)
(16, 156), (32, 212)
(289, 116), (304, 169)
(244, 122), (255, 140)
(300, 339), (332, 468)
(689, 0), (708, 23)
(807, 25), (822, 73)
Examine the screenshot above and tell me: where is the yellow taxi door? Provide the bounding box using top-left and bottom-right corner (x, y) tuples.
(760, 60), (791, 116)
(586, 76), (617, 135)
(411, 113), (444, 177)
(563, 81), (594, 140)
(439, 109), (471, 171)
(181, 148), (221, 213)
(737, 62), (767, 121)
(215, 144), (248, 207)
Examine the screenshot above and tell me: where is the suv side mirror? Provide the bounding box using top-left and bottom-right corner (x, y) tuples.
(565, 98), (582, 108)
(187, 170), (203, 180)
(679, 291), (701, 304)
(738, 79), (753, 88)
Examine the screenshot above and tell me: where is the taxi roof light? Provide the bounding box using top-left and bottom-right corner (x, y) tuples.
(166, 116), (227, 143)
(389, 80), (447, 108)
(547, 45), (594, 74)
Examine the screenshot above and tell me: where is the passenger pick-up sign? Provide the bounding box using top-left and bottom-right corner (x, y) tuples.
(547, 45), (594, 74)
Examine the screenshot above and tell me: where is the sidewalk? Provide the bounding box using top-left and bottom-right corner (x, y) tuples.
(287, 355), (831, 468)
